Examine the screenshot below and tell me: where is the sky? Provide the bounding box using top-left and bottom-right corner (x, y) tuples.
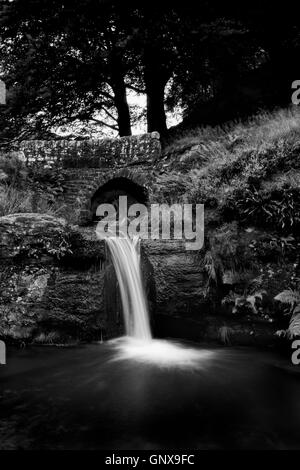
(127, 90), (183, 135)
(56, 87), (183, 139)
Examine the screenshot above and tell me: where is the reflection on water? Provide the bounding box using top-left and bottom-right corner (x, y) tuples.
(1, 341), (300, 450)
(109, 336), (215, 369)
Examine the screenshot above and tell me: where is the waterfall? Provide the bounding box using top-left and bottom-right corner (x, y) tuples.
(106, 236), (152, 341)
(102, 234), (214, 369)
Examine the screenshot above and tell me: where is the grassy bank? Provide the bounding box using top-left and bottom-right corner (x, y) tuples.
(155, 107), (300, 234)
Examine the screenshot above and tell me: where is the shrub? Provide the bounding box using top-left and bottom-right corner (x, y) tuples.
(224, 186), (300, 232)
(275, 289), (300, 338)
(162, 107), (300, 234)
(0, 183), (67, 218)
(221, 289), (270, 318)
(0, 151), (28, 186)
(28, 167), (65, 201)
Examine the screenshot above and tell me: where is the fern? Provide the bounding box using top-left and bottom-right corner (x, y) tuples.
(274, 289), (300, 306)
(246, 290), (267, 314)
(288, 305), (300, 338)
(275, 289), (300, 338)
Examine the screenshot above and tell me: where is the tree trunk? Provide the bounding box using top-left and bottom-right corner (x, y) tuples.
(109, 50), (132, 137)
(145, 76), (168, 136)
(144, 52), (169, 136)
(112, 78), (132, 137)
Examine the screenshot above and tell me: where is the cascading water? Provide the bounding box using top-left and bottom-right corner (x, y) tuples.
(105, 236), (152, 341)
(104, 234), (214, 368)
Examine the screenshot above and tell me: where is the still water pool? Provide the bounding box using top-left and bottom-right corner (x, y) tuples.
(1, 339), (300, 450)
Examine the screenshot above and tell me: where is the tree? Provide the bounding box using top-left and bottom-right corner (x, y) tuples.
(128, 5), (190, 136)
(1, 0), (299, 141)
(0, 0), (135, 138)
(173, 0), (300, 128)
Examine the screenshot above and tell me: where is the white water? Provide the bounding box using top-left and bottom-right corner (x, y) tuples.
(103, 235), (215, 368)
(110, 336), (215, 369)
(105, 236), (152, 340)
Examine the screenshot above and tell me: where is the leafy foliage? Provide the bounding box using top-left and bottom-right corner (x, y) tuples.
(0, 152), (28, 183)
(1, 1), (300, 138)
(275, 289), (300, 338)
(204, 222), (257, 287)
(274, 289), (300, 307)
(226, 186), (300, 232)
(222, 289), (270, 318)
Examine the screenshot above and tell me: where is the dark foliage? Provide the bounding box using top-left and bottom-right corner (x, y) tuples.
(1, 0), (299, 139)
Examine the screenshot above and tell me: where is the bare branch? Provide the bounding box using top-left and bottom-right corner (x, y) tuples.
(90, 117), (118, 130)
(126, 84), (146, 94)
(100, 90), (115, 101)
(102, 106), (118, 122)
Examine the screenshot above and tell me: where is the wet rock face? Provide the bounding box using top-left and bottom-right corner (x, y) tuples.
(143, 240), (209, 319)
(36, 270), (106, 340)
(0, 212), (283, 347)
(0, 213), (108, 343)
(0, 213), (210, 344)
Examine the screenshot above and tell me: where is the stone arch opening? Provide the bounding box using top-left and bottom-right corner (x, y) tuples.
(90, 177), (148, 221)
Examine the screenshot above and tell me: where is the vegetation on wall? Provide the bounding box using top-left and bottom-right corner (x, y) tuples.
(0, 154), (68, 218)
(151, 109), (300, 339)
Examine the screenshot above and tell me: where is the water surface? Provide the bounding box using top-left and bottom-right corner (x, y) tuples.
(1, 340), (300, 450)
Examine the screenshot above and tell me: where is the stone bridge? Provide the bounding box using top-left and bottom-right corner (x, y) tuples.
(0, 133), (277, 345)
(20, 132), (161, 224)
(8, 133), (211, 341)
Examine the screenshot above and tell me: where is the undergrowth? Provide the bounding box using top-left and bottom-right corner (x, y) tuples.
(157, 107), (300, 233)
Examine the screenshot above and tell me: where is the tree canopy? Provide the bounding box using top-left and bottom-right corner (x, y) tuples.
(0, 0), (299, 140)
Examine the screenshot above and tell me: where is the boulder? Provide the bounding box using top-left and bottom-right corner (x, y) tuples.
(0, 213), (107, 343)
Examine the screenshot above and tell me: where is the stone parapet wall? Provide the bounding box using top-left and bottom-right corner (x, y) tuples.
(20, 132), (161, 169)
(0, 133), (162, 226)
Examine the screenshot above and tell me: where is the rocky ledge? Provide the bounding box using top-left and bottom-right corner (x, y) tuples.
(0, 213), (280, 346)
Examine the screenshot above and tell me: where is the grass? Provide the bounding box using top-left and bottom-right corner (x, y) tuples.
(0, 185), (32, 216)
(165, 106), (300, 160)
(157, 107), (300, 232)
(0, 184), (68, 218)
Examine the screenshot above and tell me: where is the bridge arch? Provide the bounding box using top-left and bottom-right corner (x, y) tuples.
(75, 168), (152, 224)
(91, 176), (148, 221)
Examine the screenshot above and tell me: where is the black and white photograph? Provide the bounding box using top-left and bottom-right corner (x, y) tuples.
(1, 0), (300, 454)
